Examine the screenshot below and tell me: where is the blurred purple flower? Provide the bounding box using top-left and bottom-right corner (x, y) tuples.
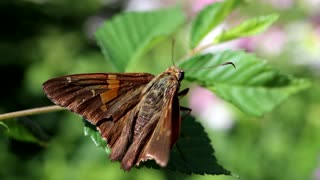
(315, 23), (320, 36)
(314, 158), (320, 180)
(193, 0), (222, 13)
(262, 0), (293, 10)
(256, 27), (287, 56)
(189, 86), (215, 113)
(236, 37), (256, 52)
(126, 0), (183, 11)
(235, 26), (287, 56)
(311, 15), (320, 36)
(189, 86), (234, 130)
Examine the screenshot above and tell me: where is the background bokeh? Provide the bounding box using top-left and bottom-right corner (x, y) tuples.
(0, 0), (319, 180)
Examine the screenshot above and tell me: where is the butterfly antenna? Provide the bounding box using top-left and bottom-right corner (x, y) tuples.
(171, 39), (176, 66)
(184, 61), (236, 71)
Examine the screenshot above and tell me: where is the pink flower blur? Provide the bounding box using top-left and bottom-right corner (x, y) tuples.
(189, 86), (234, 130)
(193, 0), (222, 13)
(262, 0), (293, 10)
(235, 27), (287, 56)
(189, 86), (216, 114)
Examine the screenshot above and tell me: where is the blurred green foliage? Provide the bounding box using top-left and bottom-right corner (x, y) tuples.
(0, 0), (319, 180)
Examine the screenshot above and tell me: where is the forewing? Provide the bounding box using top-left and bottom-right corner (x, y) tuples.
(136, 83), (181, 167)
(42, 73), (154, 125)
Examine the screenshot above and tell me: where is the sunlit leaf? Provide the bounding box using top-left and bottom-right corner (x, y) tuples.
(0, 122), (9, 131)
(214, 14), (279, 43)
(180, 50), (311, 116)
(95, 7), (185, 72)
(190, 0), (242, 48)
(3, 118), (50, 145)
(83, 119), (110, 154)
(168, 115), (230, 175)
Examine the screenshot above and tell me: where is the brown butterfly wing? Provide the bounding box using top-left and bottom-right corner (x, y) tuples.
(42, 73), (154, 125)
(43, 70), (182, 171)
(137, 95), (181, 167)
(119, 75), (181, 170)
(43, 73), (155, 165)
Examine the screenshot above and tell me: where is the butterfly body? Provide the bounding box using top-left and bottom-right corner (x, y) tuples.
(43, 66), (185, 171)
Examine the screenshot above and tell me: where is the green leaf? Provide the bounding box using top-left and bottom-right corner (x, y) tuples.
(83, 116), (230, 175)
(179, 50), (311, 116)
(2, 118), (50, 145)
(83, 120), (110, 154)
(168, 115), (230, 175)
(190, 0), (241, 48)
(95, 7), (185, 72)
(141, 116), (231, 175)
(0, 122), (9, 131)
(214, 14), (279, 43)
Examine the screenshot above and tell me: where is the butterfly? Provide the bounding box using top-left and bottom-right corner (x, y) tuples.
(42, 65), (189, 171)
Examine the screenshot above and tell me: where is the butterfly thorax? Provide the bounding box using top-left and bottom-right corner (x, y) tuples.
(133, 66), (182, 140)
(166, 66), (184, 81)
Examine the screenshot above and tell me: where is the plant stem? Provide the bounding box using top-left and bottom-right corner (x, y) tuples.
(181, 42), (215, 61)
(0, 105), (65, 121)
(189, 43), (215, 56)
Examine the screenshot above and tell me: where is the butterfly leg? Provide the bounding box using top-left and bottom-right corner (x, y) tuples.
(177, 88), (189, 99)
(180, 106), (191, 120)
(177, 88), (191, 120)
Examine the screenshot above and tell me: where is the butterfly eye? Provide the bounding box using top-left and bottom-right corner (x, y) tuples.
(178, 70), (184, 81)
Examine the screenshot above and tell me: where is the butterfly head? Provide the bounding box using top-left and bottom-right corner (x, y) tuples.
(167, 66), (184, 82)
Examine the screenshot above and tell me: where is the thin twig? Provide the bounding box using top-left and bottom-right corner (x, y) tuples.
(0, 105), (65, 121)
(181, 42), (215, 62)
(190, 43), (215, 57)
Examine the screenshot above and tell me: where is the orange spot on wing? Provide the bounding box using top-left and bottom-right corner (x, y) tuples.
(108, 74), (117, 80)
(107, 79), (120, 89)
(100, 89), (118, 104)
(101, 104), (107, 111)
